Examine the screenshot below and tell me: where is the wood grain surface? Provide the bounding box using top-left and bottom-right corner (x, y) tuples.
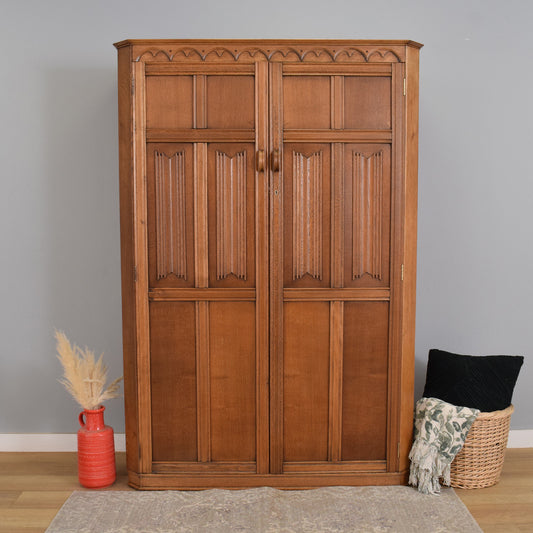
(0, 450), (531, 532)
(116, 40), (421, 487)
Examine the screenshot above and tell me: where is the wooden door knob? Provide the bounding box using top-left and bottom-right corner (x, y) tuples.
(256, 150), (265, 172)
(271, 149), (280, 172)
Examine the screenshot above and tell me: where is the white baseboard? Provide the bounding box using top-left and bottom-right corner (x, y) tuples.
(0, 433), (126, 452)
(0, 431), (531, 452)
(507, 430), (533, 448)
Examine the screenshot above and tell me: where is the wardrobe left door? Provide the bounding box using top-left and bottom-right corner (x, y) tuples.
(139, 61), (270, 479)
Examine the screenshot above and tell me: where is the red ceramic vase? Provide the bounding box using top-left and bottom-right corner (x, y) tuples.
(77, 406), (116, 488)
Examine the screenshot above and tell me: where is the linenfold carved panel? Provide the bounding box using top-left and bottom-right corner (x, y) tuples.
(216, 151), (247, 280)
(134, 46), (403, 63)
(155, 151), (187, 280)
(293, 151), (323, 281)
(352, 151), (383, 280)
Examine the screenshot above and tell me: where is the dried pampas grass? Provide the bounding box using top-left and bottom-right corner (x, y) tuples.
(55, 330), (123, 411)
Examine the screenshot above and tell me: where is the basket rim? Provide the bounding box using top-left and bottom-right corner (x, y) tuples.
(475, 404), (514, 420)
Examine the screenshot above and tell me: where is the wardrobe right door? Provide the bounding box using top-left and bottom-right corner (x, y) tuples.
(269, 61), (405, 477)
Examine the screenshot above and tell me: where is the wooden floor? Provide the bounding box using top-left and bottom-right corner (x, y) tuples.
(0, 449), (531, 532)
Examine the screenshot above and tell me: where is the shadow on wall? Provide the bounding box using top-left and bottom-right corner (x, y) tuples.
(414, 355), (428, 403)
(42, 67), (125, 432)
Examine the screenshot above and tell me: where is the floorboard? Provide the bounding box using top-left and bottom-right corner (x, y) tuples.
(0, 449), (531, 532)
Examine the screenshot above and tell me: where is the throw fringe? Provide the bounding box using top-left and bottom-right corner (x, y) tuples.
(409, 397), (479, 495)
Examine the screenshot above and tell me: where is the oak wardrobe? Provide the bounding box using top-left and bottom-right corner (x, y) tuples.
(114, 39), (422, 489)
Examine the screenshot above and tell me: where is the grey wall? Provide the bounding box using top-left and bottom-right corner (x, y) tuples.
(1, 0), (531, 434)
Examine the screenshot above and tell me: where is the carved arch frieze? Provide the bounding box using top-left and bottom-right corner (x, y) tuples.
(134, 46), (403, 63)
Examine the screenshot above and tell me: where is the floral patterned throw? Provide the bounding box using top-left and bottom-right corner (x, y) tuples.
(409, 397), (479, 494)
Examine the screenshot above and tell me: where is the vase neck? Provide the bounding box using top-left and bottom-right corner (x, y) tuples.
(82, 407), (105, 430)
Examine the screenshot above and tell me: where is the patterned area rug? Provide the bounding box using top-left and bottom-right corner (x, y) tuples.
(46, 486), (482, 533)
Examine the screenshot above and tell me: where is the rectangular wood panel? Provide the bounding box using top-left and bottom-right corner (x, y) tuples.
(145, 76), (194, 129)
(344, 76), (391, 130)
(292, 150), (323, 280)
(342, 302), (389, 461)
(146, 144), (195, 288)
(207, 143), (256, 288)
(283, 302), (330, 463)
(209, 302), (256, 462)
(352, 151), (383, 280)
(283, 144), (331, 288)
(155, 151), (186, 280)
(283, 76), (331, 129)
(343, 144), (391, 288)
(216, 150), (247, 280)
(206, 75), (255, 129)
(150, 302), (197, 462)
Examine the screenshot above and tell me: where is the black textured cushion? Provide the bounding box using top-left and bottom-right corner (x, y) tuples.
(423, 349), (523, 412)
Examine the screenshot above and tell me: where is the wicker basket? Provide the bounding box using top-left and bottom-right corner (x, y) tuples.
(450, 404), (514, 489)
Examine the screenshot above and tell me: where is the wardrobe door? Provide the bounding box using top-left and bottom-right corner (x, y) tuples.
(270, 62), (403, 474)
(145, 63), (269, 475)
